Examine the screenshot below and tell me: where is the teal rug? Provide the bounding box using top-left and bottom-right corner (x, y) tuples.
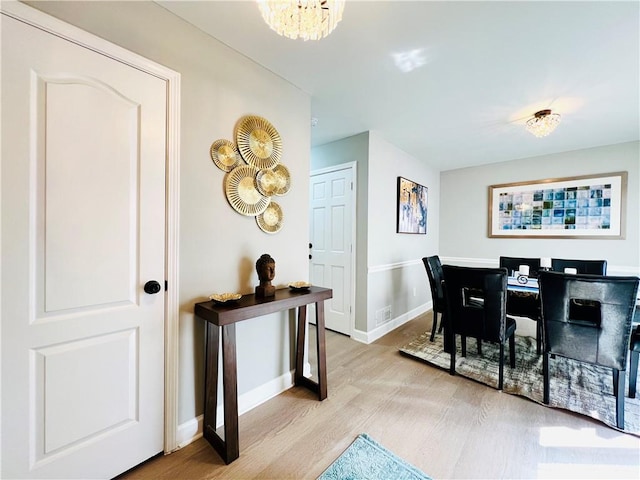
(317, 433), (432, 480)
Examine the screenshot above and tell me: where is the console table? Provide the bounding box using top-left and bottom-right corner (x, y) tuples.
(194, 286), (333, 464)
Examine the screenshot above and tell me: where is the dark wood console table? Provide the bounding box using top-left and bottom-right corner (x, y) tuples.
(194, 286), (333, 464)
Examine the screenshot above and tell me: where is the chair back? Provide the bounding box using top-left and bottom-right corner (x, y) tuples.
(442, 265), (509, 342)
(499, 256), (541, 278)
(550, 258), (607, 275)
(422, 256), (445, 313)
(538, 271), (639, 370)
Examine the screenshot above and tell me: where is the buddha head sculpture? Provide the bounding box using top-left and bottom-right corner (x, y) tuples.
(255, 253), (276, 297)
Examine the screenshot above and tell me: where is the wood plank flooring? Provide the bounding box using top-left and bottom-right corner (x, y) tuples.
(119, 313), (640, 479)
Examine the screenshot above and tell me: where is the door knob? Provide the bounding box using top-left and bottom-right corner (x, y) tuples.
(144, 280), (162, 294)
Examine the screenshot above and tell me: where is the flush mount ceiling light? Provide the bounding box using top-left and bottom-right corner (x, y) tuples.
(525, 109), (562, 138)
(257, 0), (345, 41)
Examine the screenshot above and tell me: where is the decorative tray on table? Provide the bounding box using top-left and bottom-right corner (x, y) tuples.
(209, 293), (242, 303)
(288, 281), (311, 292)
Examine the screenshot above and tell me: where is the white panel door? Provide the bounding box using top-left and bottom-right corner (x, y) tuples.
(1, 13), (166, 479)
(309, 168), (353, 335)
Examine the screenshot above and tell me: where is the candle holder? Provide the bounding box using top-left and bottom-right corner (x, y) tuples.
(540, 257), (552, 271)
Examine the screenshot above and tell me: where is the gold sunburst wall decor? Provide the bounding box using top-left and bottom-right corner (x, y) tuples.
(256, 200), (283, 234)
(225, 165), (271, 216)
(210, 139), (241, 172)
(211, 115), (290, 233)
(235, 115), (282, 169)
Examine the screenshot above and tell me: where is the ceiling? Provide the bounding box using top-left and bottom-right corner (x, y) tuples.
(158, 1), (639, 171)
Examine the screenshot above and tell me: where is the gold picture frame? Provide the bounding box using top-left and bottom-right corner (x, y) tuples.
(488, 171), (627, 239)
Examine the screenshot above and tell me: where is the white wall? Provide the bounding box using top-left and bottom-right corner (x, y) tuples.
(26, 1), (312, 433)
(440, 141), (640, 275)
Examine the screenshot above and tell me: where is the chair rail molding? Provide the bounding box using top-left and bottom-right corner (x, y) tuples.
(368, 259), (423, 273)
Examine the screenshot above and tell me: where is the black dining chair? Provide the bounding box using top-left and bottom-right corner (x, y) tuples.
(500, 256), (543, 354)
(422, 256), (445, 342)
(551, 259), (608, 324)
(538, 271), (639, 429)
(630, 325), (640, 398)
(550, 258), (607, 275)
(499, 256), (541, 278)
(442, 265), (516, 390)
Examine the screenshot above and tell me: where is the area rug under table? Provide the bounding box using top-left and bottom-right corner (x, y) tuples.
(400, 332), (640, 436)
(317, 433), (432, 480)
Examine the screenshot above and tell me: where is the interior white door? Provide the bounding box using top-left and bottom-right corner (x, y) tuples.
(309, 167), (353, 335)
(1, 13), (166, 479)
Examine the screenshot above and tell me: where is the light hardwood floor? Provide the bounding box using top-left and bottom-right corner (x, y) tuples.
(120, 313), (640, 479)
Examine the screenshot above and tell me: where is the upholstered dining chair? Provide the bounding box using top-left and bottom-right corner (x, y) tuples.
(550, 258), (607, 275)
(500, 256), (543, 354)
(538, 271), (639, 429)
(422, 256), (445, 342)
(630, 325), (640, 398)
(441, 265), (517, 390)
(550, 259), (608, 326)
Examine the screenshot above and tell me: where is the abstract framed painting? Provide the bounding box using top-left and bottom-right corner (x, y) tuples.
(488, 171), (627, 238)
(397, 177), (428, 234)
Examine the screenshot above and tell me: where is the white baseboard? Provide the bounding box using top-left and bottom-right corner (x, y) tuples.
(352, 302), (431, 344)
(176, 364), (310, 449)
(176, 415), (203, 449)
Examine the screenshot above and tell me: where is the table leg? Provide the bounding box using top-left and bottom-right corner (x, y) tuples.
(294, 303), (328, 400)
(315, 301), (328, 400)
(203, 322), (219, 447)
(294, 305), (307, 386)
(202, 322), (239, 464)
(221, 324), (239, 462)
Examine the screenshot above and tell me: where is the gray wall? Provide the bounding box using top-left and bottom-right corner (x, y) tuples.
(26, 1), (312, 431)
(440, 141), (640, 274)
(366, 132), (440, 333)
(312, 131), (440, 338)
(311, 133), (370, 331)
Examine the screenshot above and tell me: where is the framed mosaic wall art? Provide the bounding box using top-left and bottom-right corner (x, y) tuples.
(397, 177), (428, 234)
(488, 172), (627, 238)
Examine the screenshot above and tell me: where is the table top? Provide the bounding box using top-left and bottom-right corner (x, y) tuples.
(507, 276), (539, 294)
(195, 286), (333, 326)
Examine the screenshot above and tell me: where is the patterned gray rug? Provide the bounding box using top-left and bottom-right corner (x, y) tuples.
(400, 332), (639, 436)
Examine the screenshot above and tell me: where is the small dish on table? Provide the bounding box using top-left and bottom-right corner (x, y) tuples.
(288, 281), (311, 292)
(209, 293), (242, 304)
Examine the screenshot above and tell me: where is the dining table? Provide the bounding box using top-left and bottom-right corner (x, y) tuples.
(507, 275), (539, 293)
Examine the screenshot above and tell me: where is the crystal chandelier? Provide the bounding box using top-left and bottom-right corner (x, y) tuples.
(525, 109), (561, 138)
(257, 0), (345, 41)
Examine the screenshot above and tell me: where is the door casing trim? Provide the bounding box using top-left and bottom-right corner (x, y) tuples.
(1, 1), (182, 455)
(310, 161), (357, 337)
